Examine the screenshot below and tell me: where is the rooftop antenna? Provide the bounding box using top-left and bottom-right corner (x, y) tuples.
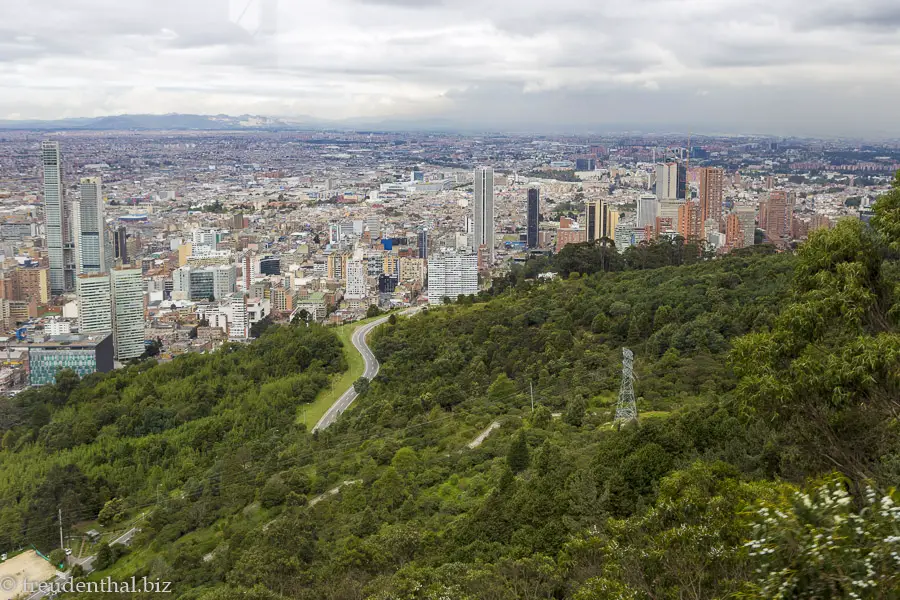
(614, 348), (638, 427)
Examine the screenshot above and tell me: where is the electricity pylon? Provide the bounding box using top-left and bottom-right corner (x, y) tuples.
(614, 348), (638, 427)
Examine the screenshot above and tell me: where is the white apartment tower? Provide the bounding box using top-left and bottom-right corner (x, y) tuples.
(229, 294), (249, 339)
(428, 252), (479, 305)
(112, 268), (145, 361)
(76, 274), (113, 334)
(345, 260), (368, 300)
(473, 167), (495, 263)
(78, 177), (107, 274)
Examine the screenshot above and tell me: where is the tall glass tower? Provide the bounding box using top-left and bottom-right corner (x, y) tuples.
(473, 167), (494, 263)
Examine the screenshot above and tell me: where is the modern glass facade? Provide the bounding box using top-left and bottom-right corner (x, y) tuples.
(27, 334), (114, 386)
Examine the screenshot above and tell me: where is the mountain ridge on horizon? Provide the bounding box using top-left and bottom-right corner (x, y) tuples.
(0, 112), (813, 140)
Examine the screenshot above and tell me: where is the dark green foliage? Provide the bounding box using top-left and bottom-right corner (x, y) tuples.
(506, 430), (530, 473)
(10, 173), (900, 600)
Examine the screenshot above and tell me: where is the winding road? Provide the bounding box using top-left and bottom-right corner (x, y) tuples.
(313, 308), (418, 432)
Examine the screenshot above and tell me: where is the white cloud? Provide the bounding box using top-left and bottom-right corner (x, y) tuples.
(0, 0), (898, 136)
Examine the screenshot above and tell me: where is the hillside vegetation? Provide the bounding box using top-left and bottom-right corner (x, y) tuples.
(2, 174), (900, 599)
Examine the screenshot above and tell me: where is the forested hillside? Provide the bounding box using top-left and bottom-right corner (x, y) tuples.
(4, 175), (900, 599)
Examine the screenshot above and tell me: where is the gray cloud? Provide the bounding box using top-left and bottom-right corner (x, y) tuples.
(0, 0), (897, 137)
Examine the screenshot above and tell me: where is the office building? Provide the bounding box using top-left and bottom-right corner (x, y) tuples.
(527, 188), (540, 249)
(428, 252), (478, 304)
(378, 274), (399, 294)
(655, 161), (686, 201)
(473, 167), (495, 263)
(699, 167), (724, 231)
(637, 194), (659, 229)
(42, 141), (74, 293)
(417, 229), (429, 260)
(112, 268), (144, 361)
(78, 177), (107, 274)
(77, 274), (113, 334)
(213, 265), (237, 300)
(114, 226), (128, 263)
(586, 200), (619, 242)
(26, 333), (114, 386)
(259, 256), (280, 276)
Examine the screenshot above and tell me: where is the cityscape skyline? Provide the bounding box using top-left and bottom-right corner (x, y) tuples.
(1, 1), (899, 138)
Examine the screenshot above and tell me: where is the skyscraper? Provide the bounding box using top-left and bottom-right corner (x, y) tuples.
(586, 200), (619, 242)
(417, 228), (428, 260)
(42, 141), (72, 294)
(655, 161), (686, 201)
(527, 188), (540, 249)
(637, 194), (659, 229)
(677, 201), (703, 240)
(114, 226), (128, 264)
(473, 167), (495, 263)
(765, 190), (793, 240)
(699, 167), (725, 232)
(77, 274), (112, 334)
(78, 177), (107, 274)
(112, 268), (144, 361)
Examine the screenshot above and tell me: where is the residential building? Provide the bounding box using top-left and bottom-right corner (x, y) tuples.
(677, 201), (703, 240)
(734, 205), (757, 248)
(556, 217), (585, 252)
(11, 268), (49, 305)
(77, 273), (113, 334)
(428, 252), (478, 304)
(112, 268), (145, 361)
(229, 294), (249, 338)
(699, 167), (724, 231)
(345, 259), (368, 300)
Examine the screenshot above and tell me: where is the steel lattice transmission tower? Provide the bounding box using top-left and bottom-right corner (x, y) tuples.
(614, 348), (638, 427)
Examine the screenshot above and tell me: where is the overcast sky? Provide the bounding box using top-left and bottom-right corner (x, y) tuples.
(1, 0), (898, 137)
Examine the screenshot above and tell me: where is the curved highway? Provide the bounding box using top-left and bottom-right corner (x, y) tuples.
(313, 308), (417, 431)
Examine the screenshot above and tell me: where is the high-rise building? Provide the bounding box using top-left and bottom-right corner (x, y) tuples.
(345, 260), (368, 300)
(655, 161), (686, 201)
(734, 205), (757, 248)
(677, 201), (703, 241)
(473, 167), (495, 263)
(229, 294), (249, 339)
(77, 274), (113, 334)
(699, 167), (724, 231)
(114, 226), (128, 264)
(42, 141), (73, 294)
(765, 190), (793, 240)
(586, 200), (619, 242)
(637, 194), (659, 229)
(527, 188), (540, 249)
(428, 252), (478, 304)
(213, 265), (237, 300)
(11, 268), (49, 305)
(417, 229), (428, 260)
(111, 268), (144, 361)
(78, 177), (107, 274)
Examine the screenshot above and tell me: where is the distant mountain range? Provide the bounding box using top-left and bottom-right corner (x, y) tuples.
(0, 112), (497, 133)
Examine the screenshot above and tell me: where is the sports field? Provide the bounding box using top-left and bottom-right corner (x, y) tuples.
(0, 550), (57, 600)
